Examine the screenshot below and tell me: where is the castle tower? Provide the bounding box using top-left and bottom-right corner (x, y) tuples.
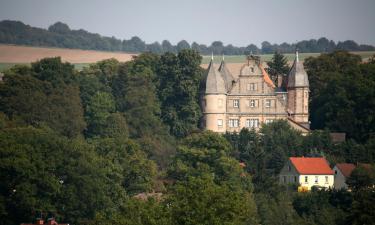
(287, 50), (310, 128)
(218, 54), (235, 91)
(202, 55), (227, 132)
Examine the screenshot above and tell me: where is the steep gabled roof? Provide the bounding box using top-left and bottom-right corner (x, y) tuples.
(290, 157), (334, 175)
(287, 50), (309, 88)
(335, 163), (356, 178)
(205, 59), (226, 94)
(260, 65), (276, 88)
(218, 58), (235, 91)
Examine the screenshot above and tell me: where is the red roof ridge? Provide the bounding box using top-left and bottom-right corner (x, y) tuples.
(290, 157), (334, 175)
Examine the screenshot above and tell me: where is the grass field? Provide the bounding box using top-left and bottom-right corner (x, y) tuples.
(0, 44), (373, 72)
(201, 51), (375, 64)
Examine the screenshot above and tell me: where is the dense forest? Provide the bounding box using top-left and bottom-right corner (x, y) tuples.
(0, 49), (374, 225)
(1, 20), (375, 55)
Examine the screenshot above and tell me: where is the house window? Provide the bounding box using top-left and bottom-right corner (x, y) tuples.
(217, 119), (223, 128)
(248, 99), (258, 108)
(283, 176), (286, 183)
(294, 176), (297, 183)
(304, 176), (308, 183)
(265, 99), (272, 108)
(246, 119), (259, 128)
(229, 119), (239, 128)
(265, 119), (274, 124)
(325, 176), (329, 184)
(218, 99), (223, 108)
(251, 67), (254, 73)
(233, 99), (239, 108)
(315, 176), (319, 183)
(288, 166), (291, 171)
(247, 83), (256, 91)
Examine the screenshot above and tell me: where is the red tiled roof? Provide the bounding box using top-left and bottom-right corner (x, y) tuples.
(290, 157), (334, 175)
(336, 163), (356, 178)
(259, 65), (276, 88)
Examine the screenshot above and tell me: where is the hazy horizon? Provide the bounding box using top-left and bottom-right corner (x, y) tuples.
(0, 0), (374, 47)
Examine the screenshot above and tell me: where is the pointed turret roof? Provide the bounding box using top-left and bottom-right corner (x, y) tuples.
(218, 55), (235, 91)
(205, 57), (226, 94)
(287, 50), (309, 88)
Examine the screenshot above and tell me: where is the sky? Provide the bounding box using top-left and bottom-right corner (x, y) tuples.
(0, 0), (374, 47)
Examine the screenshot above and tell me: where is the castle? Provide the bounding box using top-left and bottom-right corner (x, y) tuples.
(200, 51), (310, 133)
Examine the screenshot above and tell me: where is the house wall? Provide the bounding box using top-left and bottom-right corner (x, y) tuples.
(333, 166), (348, 190)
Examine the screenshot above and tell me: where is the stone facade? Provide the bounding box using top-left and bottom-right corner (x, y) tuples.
(200, 51), (310, 133)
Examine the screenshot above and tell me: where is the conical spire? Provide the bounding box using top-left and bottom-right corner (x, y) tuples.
(287, 49), (309, 88)
(218, 54), (235, 91)
(205, 56), (226, 94)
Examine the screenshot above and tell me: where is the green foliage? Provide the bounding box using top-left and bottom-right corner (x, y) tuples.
(91, 138), (157, 195)
(167, 176), (258, 225)
(0, 127), (127, 224)
(158, 50), (202, 137)
(85, 91), (116, 137)
(346, 165), (375, 191)
(305, 51), (375, 142)
(347, 190), (375, 225)
(266, 51), (290, 82)
(0, 66), (86, 137)
(93, 198), (171, 225)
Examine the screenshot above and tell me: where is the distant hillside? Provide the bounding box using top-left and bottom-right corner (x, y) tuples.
(0, 20), (374, 55)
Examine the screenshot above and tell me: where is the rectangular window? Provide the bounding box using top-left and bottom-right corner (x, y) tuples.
(248, 99), (258, 108)
(229, 119), (239, 128)
(233, 99), (239, 108)
(246, 119), (259, 128)
(265, 119), (274, 124)
(265, 99), (271, 108)
(247, 83), (256, 91)
(283, 176), (286, 183)
(325, 176), (328, 184)
(294, 176), (297, 183)
(315, 176), (319, 183)
(217, 119), (223, 128)
(304, 176), (308, 183)
(250, 100), (255, 108)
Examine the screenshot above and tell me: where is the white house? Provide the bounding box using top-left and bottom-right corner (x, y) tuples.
(279, 157), (334, 191)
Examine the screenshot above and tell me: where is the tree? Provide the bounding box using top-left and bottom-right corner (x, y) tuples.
(85, 92), (116, 137)
(161, 40), (175, 53)
(167, 176), (258, 225)
(305, 51), (375, 142)
(267, 51), (290, 84)
(346, 166), (375, 191)
(0, 127), (127, 224)
(157, 50), (202, 137)
(176, 40), (190, 52)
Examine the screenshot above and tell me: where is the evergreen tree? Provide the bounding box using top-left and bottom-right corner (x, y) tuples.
(266, 51), (290, 85)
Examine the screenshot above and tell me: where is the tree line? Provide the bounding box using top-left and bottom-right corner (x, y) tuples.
(1, 20), (375, 55)
(0, 49), (374, 224)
